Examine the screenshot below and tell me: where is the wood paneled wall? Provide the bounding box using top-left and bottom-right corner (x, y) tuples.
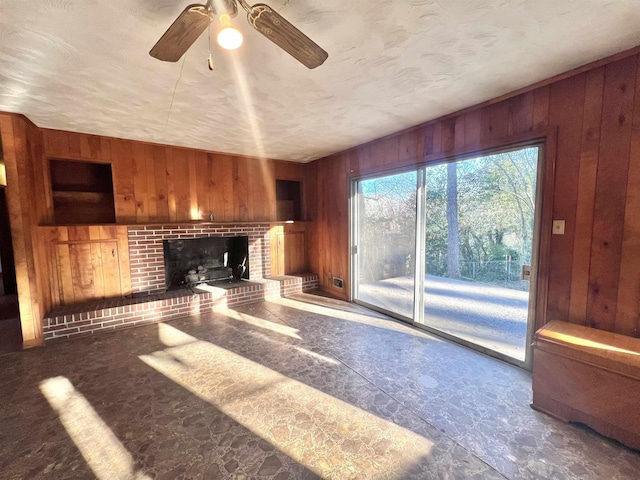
(309, 52), (640, 338)
(0, 114), (46, 346)
(0, 121), (309, 346)
(40, 129), (305, 224)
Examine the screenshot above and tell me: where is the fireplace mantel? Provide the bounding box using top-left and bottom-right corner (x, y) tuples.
(39, 220), (310, 228)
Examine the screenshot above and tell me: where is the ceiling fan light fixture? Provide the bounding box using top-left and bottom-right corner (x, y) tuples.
(217, 14), (243, 50)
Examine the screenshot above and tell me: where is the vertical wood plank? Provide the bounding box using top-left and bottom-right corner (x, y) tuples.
(615, 55), (640, 337)
(568, 68), (605, 325)
(132, 142), (149, 223)
(272, 228), (285, 276)
(79, 134), (101, 160)
(144, 145), (158, 221)
(284, 232), (306, 274)
(69, 243), (95, 303)
(101, 242), (121, 298)
(30, 126), (54, 224)
(171, 148), (191, 221)
(546, 73), (587, 322)
(195, 151), (210, 220)
(55, 243), (75, 305)
(431, 122), (442, 157)
(233, 156), (249, 221)
(480, 102), (509, 142)
(209, 153), (224, 221)
(165, 148), (177, 222)
(442, 118), (456, 155)
(44, 130), (70, 158)
(221, 154), (235, 221)
(68, 226), (91, 241)
(100, 136), (112, 161)
(454, 116), (465, 150)
(463, 110), (482, 150)
(587, 56), (637, 331)
(99, 225), (117, 240)
(250, 159), (275, 221)
(117, 227), (132, 295)
(265, 159), (277, 221)
(398, 131), (418, 163)
(508, 91), (535, 135)
(91, 243), (105, 299)
(350, 144), (372, 175)
(57, 227), (69, 242)
(533, 85), (551, 129)
(368, 141), (386, 171)
(383, 135), (400, 167)
(89, 226), (102, 240)
(111, 139), (136, 222)
(423, 124), (435, 156)
(153, 146), (170, 221)
(67, 133), (81, 157)
(187, 150), (199, 220)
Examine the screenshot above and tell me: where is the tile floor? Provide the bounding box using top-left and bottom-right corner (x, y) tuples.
(0, 292), (638, 479)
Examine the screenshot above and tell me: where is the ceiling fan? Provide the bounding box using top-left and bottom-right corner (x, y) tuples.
(149, 0), (328, 69)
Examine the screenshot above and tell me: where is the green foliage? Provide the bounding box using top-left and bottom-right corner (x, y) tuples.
(357, 146), (538, 289)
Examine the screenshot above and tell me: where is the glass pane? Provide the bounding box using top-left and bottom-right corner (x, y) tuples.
(356, 171), (417, 319)
(422, 147), (539, 361)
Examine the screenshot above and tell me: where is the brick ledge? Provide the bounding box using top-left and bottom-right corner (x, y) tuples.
(43, 274), (319, 342)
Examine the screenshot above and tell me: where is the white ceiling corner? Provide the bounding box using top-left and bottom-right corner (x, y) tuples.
(1, 0), (639, 162)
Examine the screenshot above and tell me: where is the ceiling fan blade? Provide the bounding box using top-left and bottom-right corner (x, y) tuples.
(150, 4), (212, 62)
(247, 4), (328, 69)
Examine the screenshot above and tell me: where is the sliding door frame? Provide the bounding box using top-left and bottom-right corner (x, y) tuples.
(350, 130), (557, 370)
(350, 165), (419, 325)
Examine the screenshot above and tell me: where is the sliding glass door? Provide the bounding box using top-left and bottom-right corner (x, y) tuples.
(352, 144), (542, 365)
(352, 171), (417, 320)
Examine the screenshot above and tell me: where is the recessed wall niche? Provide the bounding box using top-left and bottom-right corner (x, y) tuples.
(276, 179), (302, 221)
(50, 159), (116, 224)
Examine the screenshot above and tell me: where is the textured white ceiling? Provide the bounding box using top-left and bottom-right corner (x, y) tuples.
(1, 0), (639, 162)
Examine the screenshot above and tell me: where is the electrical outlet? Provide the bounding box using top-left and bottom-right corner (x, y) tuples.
(333, 277), (344, 289)
(552, 220), (565, 235)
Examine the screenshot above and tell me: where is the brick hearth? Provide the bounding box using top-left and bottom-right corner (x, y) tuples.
(43, 274), (319, 342)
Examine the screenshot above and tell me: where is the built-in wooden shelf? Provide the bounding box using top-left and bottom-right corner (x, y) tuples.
(50, 159), (116, 224)
(276, 179), (302, 221)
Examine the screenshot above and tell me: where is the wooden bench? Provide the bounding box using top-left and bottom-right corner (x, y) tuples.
(532, 320), (640, 450)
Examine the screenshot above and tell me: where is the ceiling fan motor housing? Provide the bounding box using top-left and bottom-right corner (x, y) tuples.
(207, 0), (238, 17)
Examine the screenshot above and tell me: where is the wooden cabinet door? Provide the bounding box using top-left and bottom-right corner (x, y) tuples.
(274, 231), (306, 276)
(284, 232), (306, 274)
(55, 240), (121, 305)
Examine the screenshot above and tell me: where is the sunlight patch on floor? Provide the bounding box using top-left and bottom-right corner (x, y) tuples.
(40, 376), (151, 480)
(267, 295), (443, 341)
(140, 323), (435, 479)
(219, 308), (302, 339)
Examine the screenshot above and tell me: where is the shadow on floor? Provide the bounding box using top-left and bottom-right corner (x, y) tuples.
(0, 294), (22, 355)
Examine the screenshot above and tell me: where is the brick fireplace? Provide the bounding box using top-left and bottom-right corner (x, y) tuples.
(127, 224), (271, 295)
(42, 222), (319, 342)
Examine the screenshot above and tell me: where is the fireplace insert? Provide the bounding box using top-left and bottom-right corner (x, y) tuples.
(163, 236), (249, 290)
